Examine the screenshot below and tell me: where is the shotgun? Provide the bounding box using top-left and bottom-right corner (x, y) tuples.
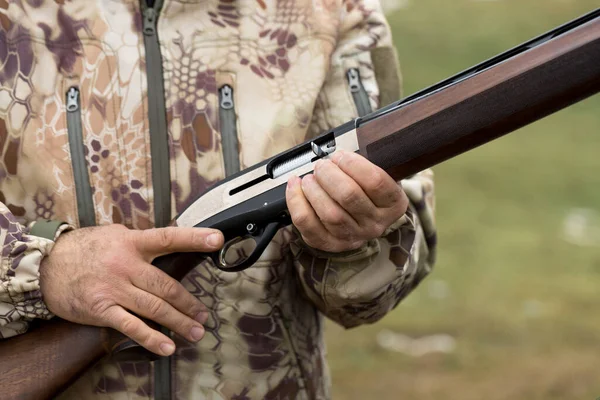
(1, 8), (599, 400)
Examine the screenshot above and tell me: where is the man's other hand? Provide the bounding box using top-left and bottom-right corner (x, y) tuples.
(286, 150), (408, 253)
(39, 225), (224, 356)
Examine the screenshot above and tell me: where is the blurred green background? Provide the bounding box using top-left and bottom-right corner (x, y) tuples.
(326, 1), (600, 399)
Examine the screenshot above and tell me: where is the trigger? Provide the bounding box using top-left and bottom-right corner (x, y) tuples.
(216, 221), (282, 272)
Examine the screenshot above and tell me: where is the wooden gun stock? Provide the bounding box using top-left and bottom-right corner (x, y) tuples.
(0, 9), (598, 400)
(0, 320), (110, 400)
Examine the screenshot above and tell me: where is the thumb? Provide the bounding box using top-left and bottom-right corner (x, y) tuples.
(133, 226), (224, 260)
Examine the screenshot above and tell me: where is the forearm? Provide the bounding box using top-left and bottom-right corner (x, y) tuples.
(293, 209), (428, 327)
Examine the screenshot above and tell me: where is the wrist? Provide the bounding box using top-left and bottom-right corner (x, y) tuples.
(35, 221), (74, 311)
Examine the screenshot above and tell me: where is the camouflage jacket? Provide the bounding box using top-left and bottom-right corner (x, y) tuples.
(0, 0), (436, 399)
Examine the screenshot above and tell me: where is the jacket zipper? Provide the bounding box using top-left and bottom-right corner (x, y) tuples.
(346, 68), (372, 117)
(142, 0), (171, 228)
(141, 2), (172, 399)
(66, 87), (95, 227)
(218, 84), (241, 176)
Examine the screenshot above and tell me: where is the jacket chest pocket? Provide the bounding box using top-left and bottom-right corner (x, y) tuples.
(168, 70), (244, 213)
(58, 47), (151, 229)
(14, 40), (150, 228)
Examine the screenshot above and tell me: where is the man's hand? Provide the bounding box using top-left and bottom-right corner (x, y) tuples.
(39, 225), (224, 356)
(286, 150), (408, 253)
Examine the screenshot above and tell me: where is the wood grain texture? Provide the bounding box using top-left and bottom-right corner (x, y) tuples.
(359, 17), (600, 180)
(0, 319), (107, 400)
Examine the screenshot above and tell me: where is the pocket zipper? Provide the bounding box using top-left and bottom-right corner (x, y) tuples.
(66, 87), (95, 227)
(219, 84), (241, 177)
(346, 68), (372, 117)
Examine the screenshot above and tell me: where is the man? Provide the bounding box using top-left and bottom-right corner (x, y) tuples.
(0, 0), (436, 398)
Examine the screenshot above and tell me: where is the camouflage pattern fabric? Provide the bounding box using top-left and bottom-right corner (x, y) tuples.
(0, 0), (436, 398)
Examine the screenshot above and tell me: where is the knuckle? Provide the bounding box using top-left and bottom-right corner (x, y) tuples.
(141, 267), (157, 289)
(396, 191), (409, 212)
(119, 316), (138, 336)
(386, 193), (408, 218)
(190, 299), (208, 319)
(125, 320), (155, 349)
(156, 229), (175, 249)
(322, 209), (345, 227)
(368, 172), (386, 193)
(335, 226), (355, 241)
(371, 222), (387, 238)
(103, 253), (123, 271)
(368, 212), (387, 235)
(109, 223), (129, 233)
(292, 211), (310, 228)
(387, 186), (405, 207)
(174, 316), (195, 335)
(140, 329), (156, 348)
(339, 187), (360, 207)
(190, 230), (206, 247)
(340, 152), (356, 168)
(147, 297), (165, 319)
(161, 278), (180, 301)
(110, 225), (132, 246)
(345, 231), (359, 242)
(88, 291), (113, 317)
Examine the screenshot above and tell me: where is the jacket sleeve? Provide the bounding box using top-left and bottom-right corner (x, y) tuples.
(291, 0), (437, 328)
(0, 202), (70, 338)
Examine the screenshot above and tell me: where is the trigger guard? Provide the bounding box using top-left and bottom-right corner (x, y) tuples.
(216, 221), (282, 272)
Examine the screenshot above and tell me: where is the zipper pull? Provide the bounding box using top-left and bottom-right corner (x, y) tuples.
(219, 85), (234, 110)
(66, 87), (80, 113)
(347, 68), (361, 93)
(143, 7), (157, 36)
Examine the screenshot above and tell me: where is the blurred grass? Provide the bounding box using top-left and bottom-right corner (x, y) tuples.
(326, 1), (600, 399)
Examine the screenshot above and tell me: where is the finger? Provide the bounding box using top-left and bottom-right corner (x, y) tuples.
(286, 176), (355, 252)
(129, 264), (208, 324)
(133, 227), (225, 260)
(301, 174), (361, 242)
(330, 151), (406, 209)
(103, 305), (176, 356)
(313, 159), (377, 225)
(119, 287), (206, 344)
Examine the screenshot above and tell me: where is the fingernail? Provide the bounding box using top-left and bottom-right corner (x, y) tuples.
(206, 232), (222, 247)
(190, 325), (204, 341)
(195, 311), (208, 324)
(314, 160), (323, 170)
(160, 342), (175, 355)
